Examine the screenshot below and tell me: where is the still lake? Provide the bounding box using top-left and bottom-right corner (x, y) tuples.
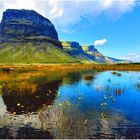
(0, 70), (140, 138)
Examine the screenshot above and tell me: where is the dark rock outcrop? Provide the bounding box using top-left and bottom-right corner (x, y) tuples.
(83, 45), (107, 62)
(62, 41), (86, 55)
(88, 45), (98, 52)
(68, 41), (84, 55)
(0, 9), (59, 44)
(61, 41), (96, 62)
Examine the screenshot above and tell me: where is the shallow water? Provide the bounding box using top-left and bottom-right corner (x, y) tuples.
(0, 70), (140, 138)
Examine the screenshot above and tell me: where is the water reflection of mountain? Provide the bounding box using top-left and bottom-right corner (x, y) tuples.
(61, 71), (97, 86)
(0, 125), (53, 139)
(2, 79), (61, 114)
(62, 72), (82, 85)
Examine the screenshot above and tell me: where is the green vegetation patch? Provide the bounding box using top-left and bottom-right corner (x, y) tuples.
(0, 42), (78, 64)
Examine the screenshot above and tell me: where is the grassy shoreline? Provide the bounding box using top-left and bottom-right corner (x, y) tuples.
(0, 63), (140, 72)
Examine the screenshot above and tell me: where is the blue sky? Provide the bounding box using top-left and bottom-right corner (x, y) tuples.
(0, 0), (140, 61)
(57, 5), (140, 59)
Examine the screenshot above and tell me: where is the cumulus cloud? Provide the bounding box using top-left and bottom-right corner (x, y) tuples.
(0, 0), (138, 27)
(94, 38), (107, 46)
(120, 52), (140, 62)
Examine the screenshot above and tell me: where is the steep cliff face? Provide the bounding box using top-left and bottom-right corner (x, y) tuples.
(0, 9), (78, 63)
(0, 9), (58, 43)
(83, 45), (108, 63)
(61, 41), (95, 63)
(62, 41), (84, 55)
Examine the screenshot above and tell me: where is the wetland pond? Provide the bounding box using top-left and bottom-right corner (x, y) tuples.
(0, 70), (140, 138)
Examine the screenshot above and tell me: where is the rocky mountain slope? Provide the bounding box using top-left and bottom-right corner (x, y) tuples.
(0, 9), (58, 42)
(0, 9), (127, 64)
(61, 41), (126, 63)
(0, 9), (77, 63)
(61, 41), (96, 63)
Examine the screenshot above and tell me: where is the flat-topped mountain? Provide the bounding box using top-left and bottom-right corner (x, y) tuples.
(0, 9), (128, 64)
(0, 9), (58, 43)
(0, 9), (76, 63)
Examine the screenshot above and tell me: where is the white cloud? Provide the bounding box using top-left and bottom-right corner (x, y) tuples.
(120, 52), (140, 62)
(94, 38), (107, 46)
(0, 0), (138, 28)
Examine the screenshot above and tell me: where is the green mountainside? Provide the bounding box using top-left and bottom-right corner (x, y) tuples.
(0, 42), (77, 64)
(0, 9), (128, 64)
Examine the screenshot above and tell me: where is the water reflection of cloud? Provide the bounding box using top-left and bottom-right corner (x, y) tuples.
(94, 83), (104, 91)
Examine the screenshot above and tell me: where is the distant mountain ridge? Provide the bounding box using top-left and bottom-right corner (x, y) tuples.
(61, 41), (127, 64)
(0, 9), (128, 64)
